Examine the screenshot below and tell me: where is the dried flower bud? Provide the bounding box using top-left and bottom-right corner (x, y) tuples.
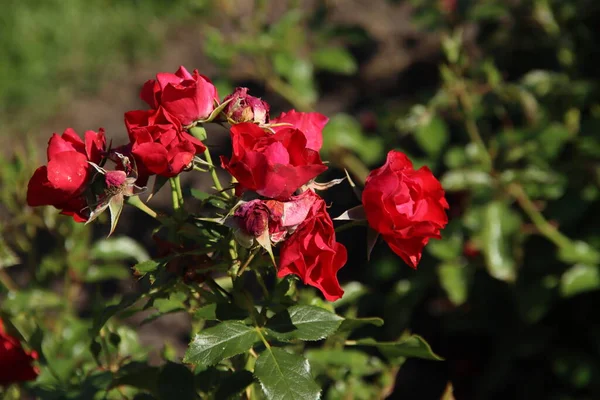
(223, 87), (269, 125)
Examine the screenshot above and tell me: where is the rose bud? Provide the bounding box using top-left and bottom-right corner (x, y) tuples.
(140, 66), (219, 126)
(223, 87), (270, 125)
(0, 318), (38, 385)
(362, 150), (449, 268)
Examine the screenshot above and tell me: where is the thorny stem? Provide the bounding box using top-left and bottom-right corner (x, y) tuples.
(457, 83), (493, 172)
(508, 183), (572, 249)
(126, 196), (158, 219)
(238, 250), (257, 276)
(203, 148), (228, 197)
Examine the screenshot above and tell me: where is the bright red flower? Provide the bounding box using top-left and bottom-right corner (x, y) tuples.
(270, 110), (329, 151)
(0, 319), (38, 386)
(140, 66), (218, 126)
(278, 190), (346, 301)
(362, 150), (449, 268)
(221, 123), (327, 200)
(125, 107), (205, 183)
(26, 128), (106, 222)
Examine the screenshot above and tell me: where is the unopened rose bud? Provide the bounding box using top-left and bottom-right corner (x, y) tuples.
(234, 200), (271, 237)
(223, 87), (270, 125)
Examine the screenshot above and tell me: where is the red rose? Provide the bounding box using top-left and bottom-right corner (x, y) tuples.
(278, 190), (346, 301)
(27, 128), (106, 222)
(0, 319), (38, 385)
(221, 123), (327, 200)
(362, 150), (449, 268)
(270, 110), (329, 151)
(140, 66), (218, 126)
(223, 87), (270, 125)
(125, 107), (205, 183)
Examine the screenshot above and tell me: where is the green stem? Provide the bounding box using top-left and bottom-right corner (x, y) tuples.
(508, 183), (572, 249)
(204, 148), (228, 197)
(125, 196), (158, 219)
(238, 250), (256, 277)
(457, 85), (493, 171)
(255, 326), (272, 351)
(169, 177), (184, 210)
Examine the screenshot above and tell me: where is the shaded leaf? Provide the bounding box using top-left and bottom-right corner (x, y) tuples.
(337, 317), (384, 334)
(438, 262), (469, 306)
(265, 305), (343, 341)
(353, 334), (443, 361)
(158, 362), (195, 400)
(311, 47), (357, 75)
(184, 321), (259, 367)
(254, 348), (320, 400)
(414, 116), (449, 158)
(91, 236), (149, 263)
(481, 201), (517, 282)
(560, 264), (600, 298)
(215, 370), (255, 400)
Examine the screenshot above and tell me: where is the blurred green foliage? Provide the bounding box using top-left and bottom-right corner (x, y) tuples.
(0, 0), (208, 131)
(2, 0), (600, 399)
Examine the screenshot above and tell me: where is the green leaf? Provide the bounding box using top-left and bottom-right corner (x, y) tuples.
(214, 370), (255, 399)
(353, 334), (443, 361)
(438, 262), (469, 306)
(414, 116), (449, 158)
(91, 293), (141, 337)
(133, 260), (161, 276)
(440, 170), (493, 191)
(265, 305), (344, 341)
(183, 321), (259, 367)
(158, 362), (195, 400)
(254, 348), (321, 400)
(321, 113), (384, 165)
(306, 349), (383, 376)
(83, 264), (129, 282)
(560, 264), (600, 298)
(337, 317), (384, 334)
(481, 201), (517, 282)
(1, 289), (62, 313)
(91, 236), (149, 263)
(311, 47), (357, 75)
(194, 303), (249, 321)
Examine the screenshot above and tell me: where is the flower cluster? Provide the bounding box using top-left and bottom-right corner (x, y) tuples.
(26, 65), (448, 302)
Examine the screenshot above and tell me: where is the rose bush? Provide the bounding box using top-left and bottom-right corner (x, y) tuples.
(15, 65), (448, 399)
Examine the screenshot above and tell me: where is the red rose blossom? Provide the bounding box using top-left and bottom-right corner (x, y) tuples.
(0, 319), (38, 386)
(221, 123), (327, 200)
(26, 128), (106, 222)
(140, 66), (218, 126)
(125, 107), (205, 183)
(362, 150), (449, 268)
(270, 110), (329, 151)
(279, 190), (346, 301)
